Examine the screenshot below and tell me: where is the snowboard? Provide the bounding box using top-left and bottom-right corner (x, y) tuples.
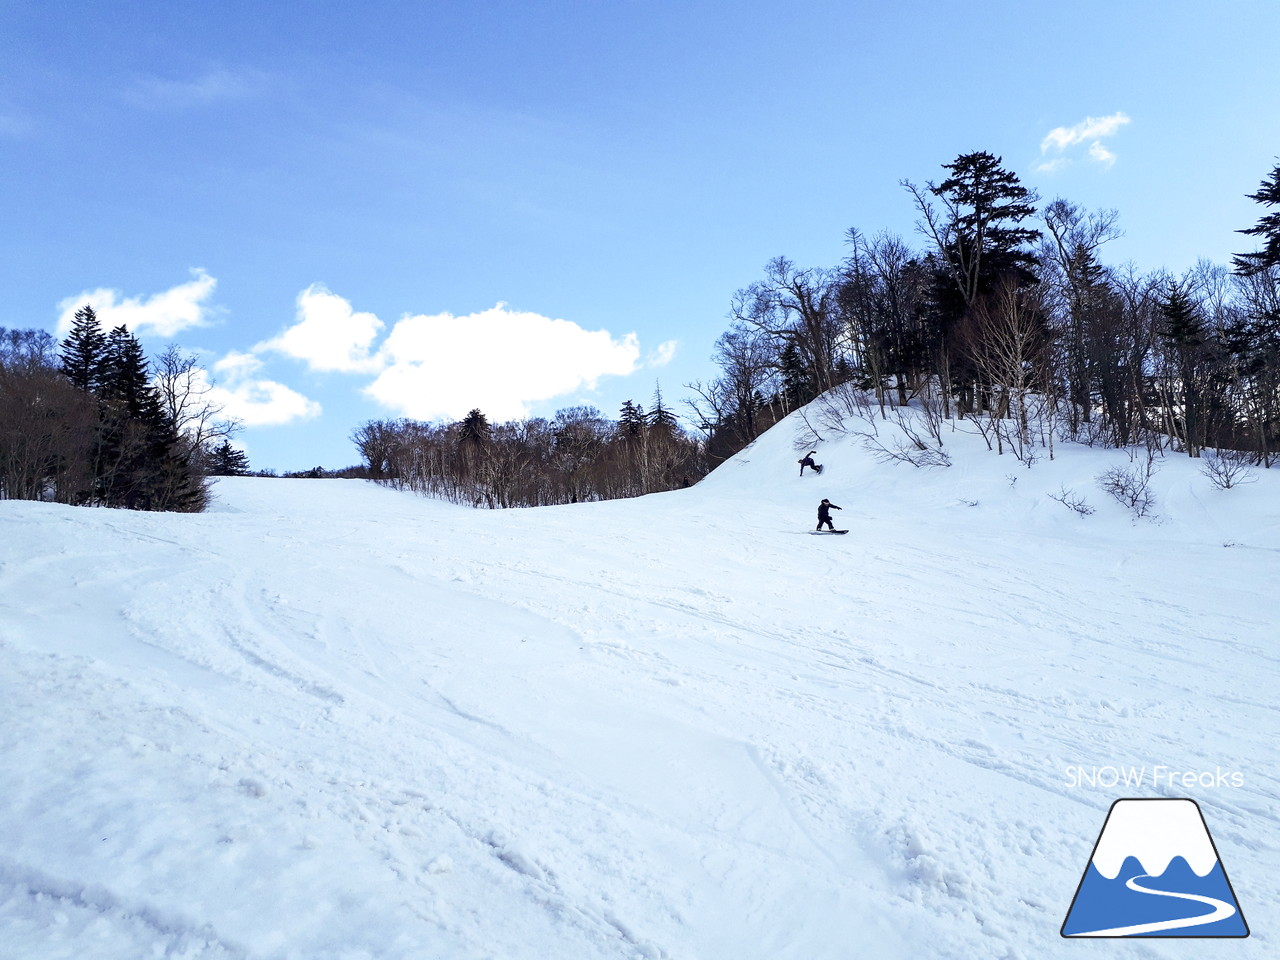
(810, 529), (848, 535)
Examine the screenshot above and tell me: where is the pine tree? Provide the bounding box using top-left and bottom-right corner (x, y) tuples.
(1159, 283), (1205, 352)
(1233, 161), (1280, 277)
(208, 440), (251, 476)
(102, 326), (166, 423)
(906, 152), (1042, 417)
(94, 325), (206, 509)
(912, 151), (1042, 307)
(1158, 281), (1210, 457)
(648, 383), (678, 433)
(458, 408), (490, 445)
(617, 399), (646, 437)
(779, 341), (814, 407)
(59, 305), (107, 393)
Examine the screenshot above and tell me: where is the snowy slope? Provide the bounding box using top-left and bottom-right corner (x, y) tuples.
(2, 408), (1278, 959)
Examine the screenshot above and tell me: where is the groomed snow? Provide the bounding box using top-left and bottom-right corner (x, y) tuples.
(2, 407), (1278, 958)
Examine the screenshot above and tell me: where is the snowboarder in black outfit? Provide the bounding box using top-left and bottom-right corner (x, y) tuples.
(799, 451), (821, 476)
(816, 498), (842, 531)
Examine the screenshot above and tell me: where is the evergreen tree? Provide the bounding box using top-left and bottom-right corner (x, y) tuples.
(1158, 282), (1206, 352)
(779, 341), (815, 407)
(905, 152), (1042, 417)
(150, 439), (210, 511)
(1157, 281), (1210, 457)
(95, 325), (205, 509)
(617, 399), (646, 437)
(458, 408), (490, 445)
(4, 314), (207, 511)
(102, 326), (166, 423)
(648, 383), (678, 433)
(208, 440), (251, 476)
(1233, 161), (1280, 277)
(909, 151), (1042, 308)
(59, 305), (107, 393)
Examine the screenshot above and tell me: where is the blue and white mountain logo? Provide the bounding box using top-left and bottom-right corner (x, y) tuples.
(1062, 798), (1248, 937)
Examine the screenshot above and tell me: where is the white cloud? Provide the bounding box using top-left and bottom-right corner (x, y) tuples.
(207, 351), (321, 428)
(57, 269), (219, 338)
(1040, 112), (1131, 152)
(258, 285), (385, 373)
(209, 288), (646, 427)
(1033, 157), (1070, 175)
(209, 379), (321, 428)
(213, 350), (265, 380)
(365, 303), (642, 421)
(125, 67), (269, 110)
(1037, 111), (1130, 172)
(1088, 140), (1118, 168)
(648, 340), (679, 367)
(52, 275), (319, 428)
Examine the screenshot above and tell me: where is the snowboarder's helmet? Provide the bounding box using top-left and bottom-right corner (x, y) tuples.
(821, 498), (829, 503)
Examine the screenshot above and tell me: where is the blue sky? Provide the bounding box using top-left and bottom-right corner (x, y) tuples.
(3, 0), (1277, 470)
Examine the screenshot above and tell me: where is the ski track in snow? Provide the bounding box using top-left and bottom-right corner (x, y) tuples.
(3, 412), (1279, 958)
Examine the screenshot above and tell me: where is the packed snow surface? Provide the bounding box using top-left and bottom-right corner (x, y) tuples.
(3, 409), (1279, 958)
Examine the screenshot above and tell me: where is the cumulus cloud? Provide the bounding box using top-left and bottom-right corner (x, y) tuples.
(258, 285), (385, 373)
(57, 269), (219, 337)
(212, 350), (264, 381)
(118, 282), (649, 429)
(207, 350), (321, 427)
(256, 288), (648, 420)
(1036, 111), (1130, 172)
(365, 303), (642, 421)
(51, 273), (320, 428)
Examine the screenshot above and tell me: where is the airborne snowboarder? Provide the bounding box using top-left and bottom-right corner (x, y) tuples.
(799, 451), (822, 476)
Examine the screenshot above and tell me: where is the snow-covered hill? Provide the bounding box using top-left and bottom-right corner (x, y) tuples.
(3, 408), (1278, 959)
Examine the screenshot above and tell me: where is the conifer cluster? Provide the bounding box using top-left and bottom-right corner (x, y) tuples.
(0, 307), (224, 510)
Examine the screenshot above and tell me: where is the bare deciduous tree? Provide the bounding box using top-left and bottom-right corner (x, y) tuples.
(352, 407), (706, 508)
(965, 277), (1053, 462)
(732, 257), (844, 399)
(0, 360), (96, 501)
(152, 345), (242, 470)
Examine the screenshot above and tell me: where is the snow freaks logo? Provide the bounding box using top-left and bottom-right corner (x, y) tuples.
(1064, 765), (1244, 789)
(1061, 799), (1249, 938)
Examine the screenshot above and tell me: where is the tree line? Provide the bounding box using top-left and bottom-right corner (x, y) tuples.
(352, 390), (705, 508)
(9, 153), (1276, 512)
(688, 152), (1280, 469)
(0, 306), (247, 510)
